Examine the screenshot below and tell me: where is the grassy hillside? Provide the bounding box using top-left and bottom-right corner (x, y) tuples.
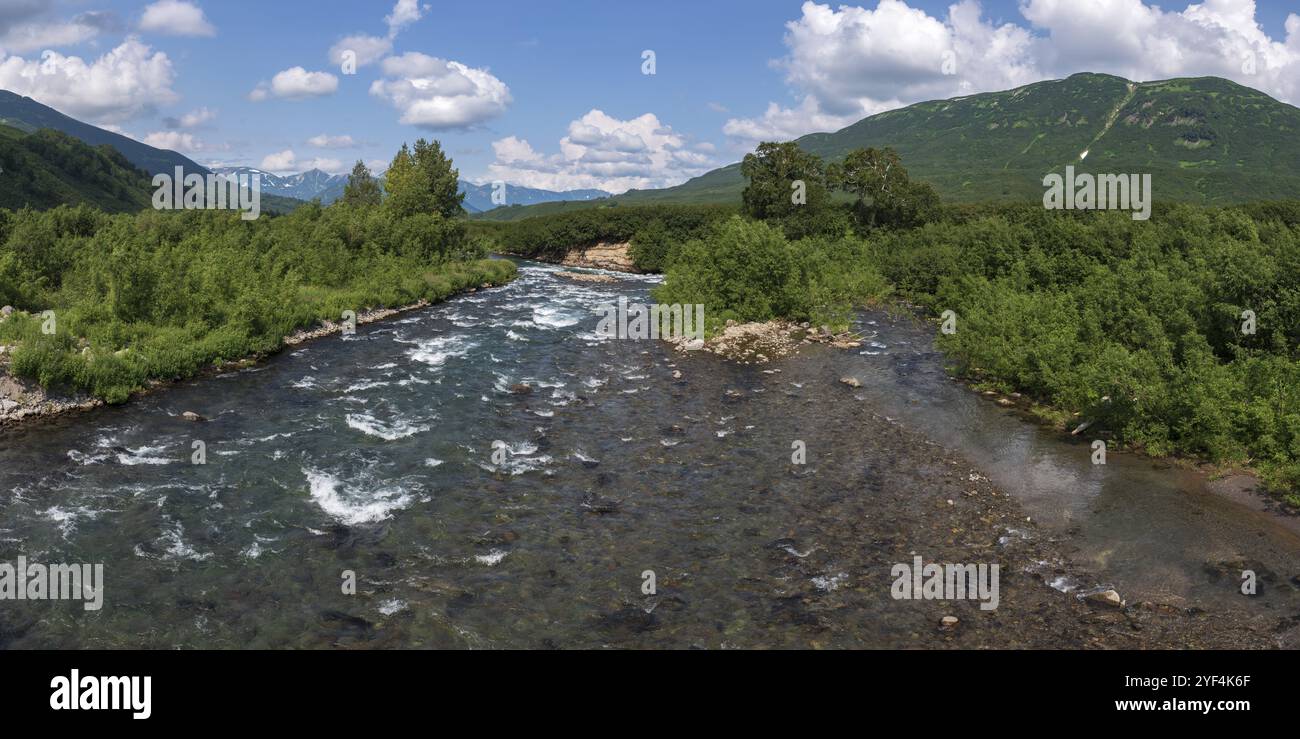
(0, 125), (152, 212)
(477, 73), (1300, 221)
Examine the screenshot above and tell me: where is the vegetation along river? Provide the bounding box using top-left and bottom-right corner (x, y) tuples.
(1, 258), (1296, 648)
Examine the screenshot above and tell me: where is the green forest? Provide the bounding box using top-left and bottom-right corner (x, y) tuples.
(0, 139), (515, 404)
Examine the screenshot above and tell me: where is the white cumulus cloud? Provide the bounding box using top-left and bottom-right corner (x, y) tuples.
(484, 109), (714, 193)
(0, 37), (178, 124)
(328, 0), (429, 71)
(139, 0), (215, 37)
(369, 52), (510, 129)
(143, 130), (198, 151)
(257, 149), (345, 174)
(385, 0), (427, 36)
(1019, 0), (1300, 103)
(162, 106), (215, 129)
(725, 0), (1300, 143)
(259, 149), (297, 172)
(328, 34), (392, 69)
(0, 11), (117, 53)
(723, 97), (861, 148)
(249, 66), (338, 101)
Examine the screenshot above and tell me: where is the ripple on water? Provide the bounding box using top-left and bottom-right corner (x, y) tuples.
(116, 444), (175, 466)
(302, 468), (418, 525)
(477, 442), (552, 476)
(345, 413), (431, 441)
(532, 305), (580, 329)
(474, 549), (509, 566)
(406, 334), (477, 367)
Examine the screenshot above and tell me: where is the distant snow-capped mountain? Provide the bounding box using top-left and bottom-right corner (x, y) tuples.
(458, 181), (611, 212)
(210, 166), (611, 213)
(210, 167), (348, 203)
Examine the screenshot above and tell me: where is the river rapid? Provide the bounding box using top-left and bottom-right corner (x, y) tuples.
(1, 258), (1296, 648)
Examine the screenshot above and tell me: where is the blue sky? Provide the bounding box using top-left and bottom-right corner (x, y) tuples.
(0, 0), (1297, 193)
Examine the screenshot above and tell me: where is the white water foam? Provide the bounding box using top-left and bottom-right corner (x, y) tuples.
(407, 334), (477, 367)
(303, 468), (415, 525)
(345, 413), (430, 441)
(531, 305), (580, 329)
(475, 549), (509, 566)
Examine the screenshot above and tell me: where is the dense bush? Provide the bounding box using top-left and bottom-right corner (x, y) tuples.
(478, 204), (735, 270)
(652, 216), (890, 332)
(0, 201), (515, 403)
(863, 203), (1300, 500)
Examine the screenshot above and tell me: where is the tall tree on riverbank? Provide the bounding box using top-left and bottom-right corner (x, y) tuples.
(740, 141), (845, 239)
(413, 139), (464, 218)
(740, 141), (831, 222)
(383, 139), (465, 219)
(341, 160), (382, 208)
(827, 147), (939, 230)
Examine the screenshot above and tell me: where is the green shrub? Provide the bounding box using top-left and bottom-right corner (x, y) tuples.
(0, 203), (516, 403)
(653, 216), (889, 334)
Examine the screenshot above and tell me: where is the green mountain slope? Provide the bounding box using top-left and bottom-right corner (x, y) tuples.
(0, 90), (207, 177)
(477, 73), (1300, 221)
(0, 90), (305, 214)
(0, 124), (152, 212)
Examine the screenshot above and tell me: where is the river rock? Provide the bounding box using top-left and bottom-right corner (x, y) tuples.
(840, 376), (862, 388)
(181, 411), (206, 422)
(683, 338), (704, 351)
(1085, 589), (1123, 608)
(558, 243), (639, 273)
(940, 615), (960, 630)
(557, 271), (617, 284)
(581, 492), (620, 515)
(509, 383), (532, 395)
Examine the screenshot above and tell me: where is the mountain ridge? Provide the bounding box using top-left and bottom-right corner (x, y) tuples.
(476, 73), (1300, 220)
(0, 90), (209, 177)
(210, 165), (611, 213)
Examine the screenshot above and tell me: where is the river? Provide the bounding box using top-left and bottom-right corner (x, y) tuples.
(1, 258), (1296, 648)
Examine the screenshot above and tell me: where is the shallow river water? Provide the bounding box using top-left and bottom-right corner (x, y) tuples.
(1, 258), (1296, 648)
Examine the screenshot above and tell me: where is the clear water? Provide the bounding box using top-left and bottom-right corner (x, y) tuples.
(1, 259), (1295, 648)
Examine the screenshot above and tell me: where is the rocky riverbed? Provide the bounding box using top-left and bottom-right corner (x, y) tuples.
(0, 259), (1294, 648)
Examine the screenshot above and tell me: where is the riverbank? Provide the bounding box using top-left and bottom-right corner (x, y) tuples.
(0, 266), (517, 429)
(511, 243), (1298, 511)
(957, 369), (1298, 514)
(2, 260), (1294, 648)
